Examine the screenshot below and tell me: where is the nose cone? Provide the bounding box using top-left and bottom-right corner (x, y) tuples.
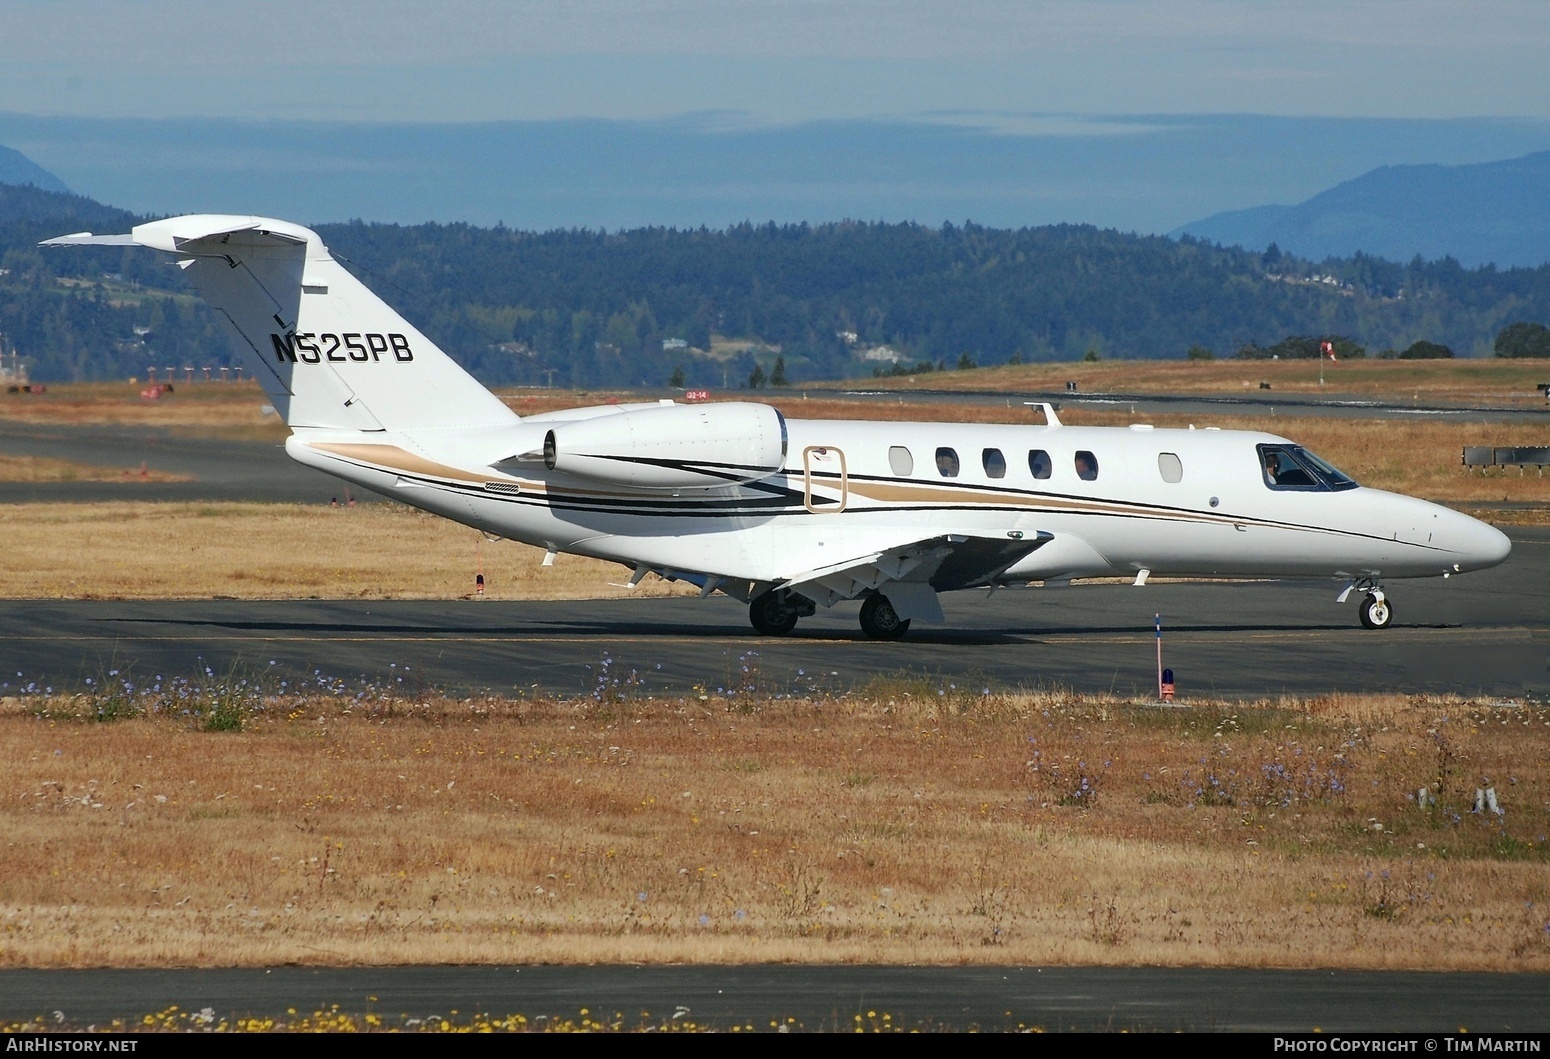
(1448, 510), (1512, 572)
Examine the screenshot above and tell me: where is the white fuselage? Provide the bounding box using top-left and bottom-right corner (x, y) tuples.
(46, 214), (1511, 632)
(286, 415), (1511, 595)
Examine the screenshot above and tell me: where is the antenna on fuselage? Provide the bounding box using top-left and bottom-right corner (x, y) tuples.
(1023, 401), (1062, 427)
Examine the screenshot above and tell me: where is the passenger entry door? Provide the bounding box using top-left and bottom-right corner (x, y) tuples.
(802, 445), (848, 513)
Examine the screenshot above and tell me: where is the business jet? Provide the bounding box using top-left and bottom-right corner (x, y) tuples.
(45, 216), (1512, 638)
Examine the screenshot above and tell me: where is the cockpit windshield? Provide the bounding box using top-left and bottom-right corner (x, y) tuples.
(1257, 444), (1359, 491)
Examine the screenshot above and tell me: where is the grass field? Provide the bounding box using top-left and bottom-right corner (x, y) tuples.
(838, 356), (1550, 403)
(770, 398), (1550, 513)
(1, 684), (1545, 970)
(0, 382), (289, 441)
(0, 375), (1545, 601)
(0, 410), (1542, 600)
(0, 502), (695, 600)
(0, 454), (190, 484)
(0, 375), (1545, 979)
(4, 385), (1545, 512)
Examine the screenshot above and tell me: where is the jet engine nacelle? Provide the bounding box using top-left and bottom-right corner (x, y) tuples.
(543, 402), (788, 490)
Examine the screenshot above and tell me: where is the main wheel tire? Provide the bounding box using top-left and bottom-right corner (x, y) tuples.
(1358, 593), (1393, 630)
(749, 591), (799, 635)
(859, 593), (911, 640)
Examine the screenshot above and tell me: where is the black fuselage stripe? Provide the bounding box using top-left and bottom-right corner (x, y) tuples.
(326, 457), (1451, 554)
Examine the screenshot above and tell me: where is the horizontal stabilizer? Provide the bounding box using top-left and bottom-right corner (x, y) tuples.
(42, 216), (309, 254)
(39, 232), (137, 246)
(43, 213), (517, 435)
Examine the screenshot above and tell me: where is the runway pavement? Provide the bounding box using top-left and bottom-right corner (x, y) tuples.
(1, 405), (1546, 1032)
(0, 420), (354, 504)
(2, 965), (1547, 1032)
(1, 527), (1545, 700)
(3, 386), (1547, 505)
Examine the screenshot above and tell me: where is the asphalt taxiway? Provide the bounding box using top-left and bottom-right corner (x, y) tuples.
(5, 386), (1548, 506)
(0, 420), (346, 504)
(2, 965), (1547, 1032)
(1, 401), (1546, 1033)
(1, 527), (1545, 699)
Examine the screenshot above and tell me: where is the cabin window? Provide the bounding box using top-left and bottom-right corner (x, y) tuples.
(1158, 452), (1183, 483)
(1258, 443), (1358, 492)
(888, 445), (914, 476)
(1028, 449), (1052, 479)
(982, 448), (1006, 478)
(935, 447), (960, 478)
(1074, 450), (1099, 481)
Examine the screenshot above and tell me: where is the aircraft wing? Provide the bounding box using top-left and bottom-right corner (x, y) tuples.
(777, 530), (1054, 621)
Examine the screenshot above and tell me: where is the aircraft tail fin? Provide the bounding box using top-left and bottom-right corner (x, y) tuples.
(44, 215), (517, 433)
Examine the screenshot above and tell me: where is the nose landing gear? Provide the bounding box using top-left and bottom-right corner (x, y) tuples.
(1339, 578), (1393, 629)
(1358, 591), (1393, 629)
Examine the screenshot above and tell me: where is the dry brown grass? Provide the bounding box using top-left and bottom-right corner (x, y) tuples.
(768, 397), (1550, 510)
(0, 382), (288, 441)
(4, 379), (1545, 509)
(0, 382), (1541, 604)
(1071, 411), (1550, 506)
(840, 357), (1550, 403)
(1, 686), (1545, 970)
(0, 383), (653, 438)
(0, 407), (1540, 603)
(0, 455), (190, 483)
(0, 502), (697, 600)
(9, 358), (1548, 438)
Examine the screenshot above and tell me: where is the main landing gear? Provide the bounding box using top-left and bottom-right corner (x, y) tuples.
(747, 589), (913, 640)
(1340, 578), (1393, 630)
(858, 593), (911, 641)
(748, 589), (815, 636)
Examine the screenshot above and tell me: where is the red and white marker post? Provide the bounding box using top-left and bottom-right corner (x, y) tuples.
(1156, 613), (1163, 699)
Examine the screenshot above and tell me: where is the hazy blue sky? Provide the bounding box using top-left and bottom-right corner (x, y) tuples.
(6, 2), (1550, 236)
(8, 111), (1550, 235)
(5, 1), (1550, 123)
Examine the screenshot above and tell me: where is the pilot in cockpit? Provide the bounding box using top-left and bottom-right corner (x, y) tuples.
(1263, 449), (1316, 487)
(1263, 451), (1282, 484)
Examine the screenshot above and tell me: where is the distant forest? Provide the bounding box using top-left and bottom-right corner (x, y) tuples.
(3, 182), (1550, 386)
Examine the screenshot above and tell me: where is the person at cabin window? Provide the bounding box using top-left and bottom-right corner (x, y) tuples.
(1074, 451), (1098, 481)
(935, 447), (960, 477)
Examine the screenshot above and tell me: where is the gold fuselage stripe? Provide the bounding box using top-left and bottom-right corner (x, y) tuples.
(306, 445), (1285, 530)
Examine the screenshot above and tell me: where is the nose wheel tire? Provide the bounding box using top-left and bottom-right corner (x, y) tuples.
(1358, 593), (1393, 630)
(859, 593), (911, 640)
(749, 591), (800, 636)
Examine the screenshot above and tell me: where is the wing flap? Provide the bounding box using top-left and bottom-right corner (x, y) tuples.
(779, 530), (1054, 610)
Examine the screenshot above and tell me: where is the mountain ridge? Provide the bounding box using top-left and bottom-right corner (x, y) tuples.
(0, 144), (67, 194)
(1175, 151), (1550, 268)
(4, 181), (1550, 385)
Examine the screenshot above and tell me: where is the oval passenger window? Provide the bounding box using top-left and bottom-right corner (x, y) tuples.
(1074, 451), (1099, 481)
(1158, 452), (1183, 483)
(982, 448), (1006, 478)
(888, 445), (914, 476)
(935, 447), (960, 478)
(1028, 449), (1052, 479)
